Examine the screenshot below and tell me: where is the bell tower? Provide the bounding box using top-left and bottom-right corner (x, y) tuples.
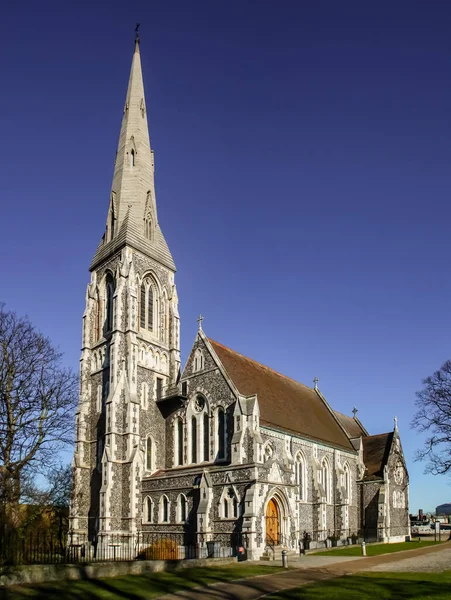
(70, 33), (180, 540)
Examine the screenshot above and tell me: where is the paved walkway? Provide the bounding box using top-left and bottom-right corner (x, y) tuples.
(366, 543), (451, 572)
(160, 542), (450, 600)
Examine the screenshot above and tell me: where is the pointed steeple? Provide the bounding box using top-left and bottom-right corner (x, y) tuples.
(91, 35), (175, 271)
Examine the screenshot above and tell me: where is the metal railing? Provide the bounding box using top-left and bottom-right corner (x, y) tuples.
(297, 525), (411, 550)
(0, 530), (240, 567)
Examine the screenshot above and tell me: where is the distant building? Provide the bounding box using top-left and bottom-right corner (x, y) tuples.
(436, 503), (451, 516)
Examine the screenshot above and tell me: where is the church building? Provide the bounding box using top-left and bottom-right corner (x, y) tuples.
(69, 37), (410, 560)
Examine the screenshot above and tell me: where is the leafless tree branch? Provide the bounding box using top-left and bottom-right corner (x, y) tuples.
(412, 359), (451, 477)
(0, 304), (77, 527)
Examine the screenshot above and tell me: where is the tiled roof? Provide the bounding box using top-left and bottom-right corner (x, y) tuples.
(362, 432), (393, 479)
(209, 339), (354, 451)
(334, 410), (367, 438)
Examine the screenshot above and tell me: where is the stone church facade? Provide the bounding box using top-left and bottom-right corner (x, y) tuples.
(69, 38), (410, 560)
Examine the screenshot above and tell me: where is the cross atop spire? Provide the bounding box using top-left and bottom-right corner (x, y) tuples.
(313, 377), (319, 390)
(394, 415), (398, 430)
(197, 314), (204, 331)
(352, 407), (358, 419)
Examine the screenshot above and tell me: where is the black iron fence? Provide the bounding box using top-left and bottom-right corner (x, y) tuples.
(296, 525), (411, 550)
(0, 530), (241, 567)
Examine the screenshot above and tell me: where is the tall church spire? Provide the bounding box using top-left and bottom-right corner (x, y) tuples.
(91, 35), (175, 271)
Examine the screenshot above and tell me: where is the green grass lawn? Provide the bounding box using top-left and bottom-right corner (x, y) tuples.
(0, 564), (284, 600)
(266, 571), (451, 599)
(313, 540), (442, 557)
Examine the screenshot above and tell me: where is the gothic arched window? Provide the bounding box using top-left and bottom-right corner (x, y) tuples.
(146, 437), (152, 471)
(321, 458), (331, 503)
(178, 494), (187, 523)
(144, 497), (153, 523)
(140, 277), (155, 332)
(105, 274), (115, 332)
(160, 495), (169, 523)
(217, 408), (225, 460)
(130, 149), (135, 167)
(343, 463), (351, 502)
(94, 290), (101, 342)
(177, 418), (183, 466)
(191, 416), (197, 463)
(203, 413), (209, 462)
(295, 452), (307, 501)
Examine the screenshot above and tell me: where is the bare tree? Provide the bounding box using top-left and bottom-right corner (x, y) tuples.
(412, 359), (451, 476)
(0, 304), (78, 528)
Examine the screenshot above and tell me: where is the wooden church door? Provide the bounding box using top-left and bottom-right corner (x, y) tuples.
(266, 498), (279, 545)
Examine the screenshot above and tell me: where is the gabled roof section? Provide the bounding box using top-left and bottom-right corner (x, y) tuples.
(362, 432), (393, 479)
(334, 410), (368, 438)
(208, 339), (354, 451)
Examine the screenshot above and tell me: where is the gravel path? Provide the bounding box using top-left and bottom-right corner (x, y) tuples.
(365, 545), (451, 572)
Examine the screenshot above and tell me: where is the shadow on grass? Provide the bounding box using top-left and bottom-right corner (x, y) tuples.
(267, 572), (451, 600)
(0, 564), (285, 600)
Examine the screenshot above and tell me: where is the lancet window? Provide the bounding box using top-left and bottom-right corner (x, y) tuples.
(203, 413), (209, 461)
(177, 494), (188, 523)
(139, 277), (155, 332)
(295, 452), (307, 501)
(143, 497), (153, 523)
(146, 437), (153, 471)
(217, 408), (226, 460)
(191, 416), (197, 463)
(176, 418), (183, 466)
(105, 274), (115, 332)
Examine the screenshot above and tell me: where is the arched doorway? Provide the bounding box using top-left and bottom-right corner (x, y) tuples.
(265, 498), (280, 545)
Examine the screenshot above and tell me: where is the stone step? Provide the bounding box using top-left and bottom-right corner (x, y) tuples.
(260, 547), (299, 561)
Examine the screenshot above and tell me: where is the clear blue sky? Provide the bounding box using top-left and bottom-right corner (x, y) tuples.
(1, 0), (451, 513)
